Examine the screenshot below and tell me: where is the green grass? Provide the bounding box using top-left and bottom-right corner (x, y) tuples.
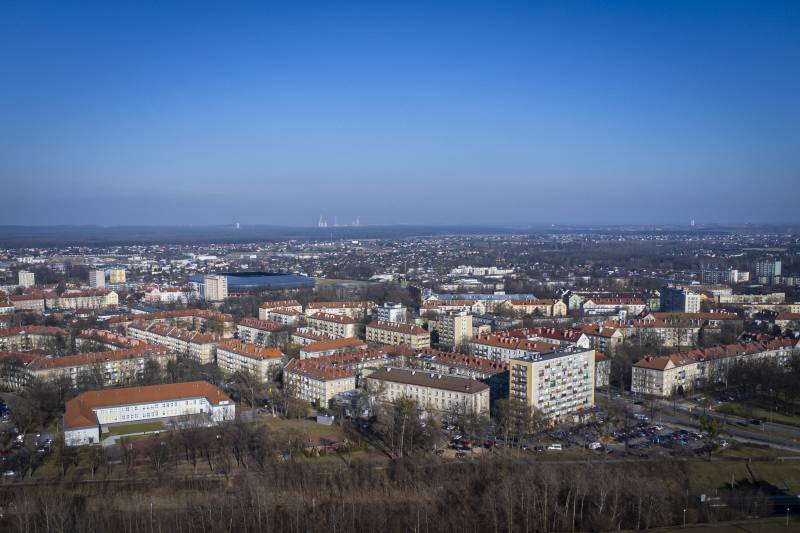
(261, 416), (344, 440)
(104, 421), (164, 436)
(714, 401), (800, 428)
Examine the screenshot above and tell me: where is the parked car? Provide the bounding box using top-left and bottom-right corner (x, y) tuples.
(546, 444), (562, 451)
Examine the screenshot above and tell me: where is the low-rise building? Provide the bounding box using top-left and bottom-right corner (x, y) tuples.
(263, 307), (303, 326)
(469, 334), (560, 363)
(258, 300), (303, 320)
(0, 326), (67, 352)
(283, 359), (357, 407)
(64, 381), (235, 446)
(365, 367), (490, 415)
(110, 309), (235, 338)
(46, 289), (118, 310)
(366, 320), (430, 349)
(215, 339), (283, 380)
(631, 338), (799, 397)
(10, 293), (45, 313)
(127, 323), (217, 364)
(28, 346), (175, 387)
(304, 301), (376, 320)
(291, 327), (339, 346)
(307, 312), (359, 338)
(236, 317), (288, 347)
(299, 337), (368, 359)
(582, 297), (646, 317)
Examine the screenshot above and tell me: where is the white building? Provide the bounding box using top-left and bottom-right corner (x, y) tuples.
(63, 381), (235, 446)
(215, 340), (283, 380)
(18, 271), (35, 288)
(89, 270), (105, 288)
(377, 302), (406, 323)
(204, 275), (228, 302)
(437, 311), (472, 349)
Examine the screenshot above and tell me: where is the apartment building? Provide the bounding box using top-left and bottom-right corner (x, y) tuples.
(110, 309), (235, 338)
(0, 326), (67, 352)
(64, 381), (234, 446)
(506, 299), (568, 317)
(215, 339), (283, 380)
(377, 302), (406, 323)
(366, 320), (430, 349)
(283, 359), (357, 407)
(28, 346), (175, 387)
(436, 311), (472, 349)
(75, 329), (150, 351)
(307, 312), (359, 338)
(263, 308), (303, 326)
(88, 270), (105, 289)
(18, 271), (35, 288)
(469, 334), (560, 363)
(365, 367), (490, 416)
(107, 269), (126, 284)
(582, 297), (647, 317)
(522, 327), (591, 348)
(127, 323), (217, 364)
(143, 286), (193, 304)
(9, 293), (45, 313)
(45, 289), (118, 310)
(204, 274), (228, 302)
(236, 317), (288, 348)
(421, 299), (486, 317)
(776, 313), (800, 330)
(258, 300), (303, 320)
(631, 338), (798, 397)
(660, 286), (702, 313)
(576, 324), (625, 353)
(291, 327), (339, 346)
(299, 337), (368, 359)
(304, 301), (376, 320)
(509, 347), (596, 421)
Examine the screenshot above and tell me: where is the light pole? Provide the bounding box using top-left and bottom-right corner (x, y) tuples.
(787, 507), (790, 528)
(683, 508), (687, 529)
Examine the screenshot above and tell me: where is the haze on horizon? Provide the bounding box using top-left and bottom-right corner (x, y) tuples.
(1, 2), (799, 227)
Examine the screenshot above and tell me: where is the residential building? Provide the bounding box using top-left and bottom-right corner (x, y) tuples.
(64, 381), (235, 446)
(594, 352), (610, 387)
(215, 339), (283, 380)
(576, 324), (625, 353)
(18, 271), (35, 288)
(236, 317), (288, 347)
(581, 297), (646, 317)
(109, 309), (235, 338)
(299, 337), (368, 359)
(377, 302), (406, 323)
(258, 300), (303, 320)
(88, 270), (105, 289)
(127, 323), (217, 364)
(307, 312), (358, 338)
(143, 286), (193, 304)
(437, 311), (472, 349)
(304, 301), (376, 320)
(506, 299), (568, 317)
(421, 299), (486, 316)
(28, 346), (175, 387)
(660, 286), (702, 313)
(365, 367), (490, 416)
(508, 347), (596, 421)
(631, 338), (798, 397)
(366, 320), (430, 349)
(291, 327), (339, 346)
(755, 259), (782, 279)
(9, 293), (45, 313)
(108, 269), (126, 284)
(283, 359), (357, 407)
(204, 274), (228, 302)
(0, 326), (66, 352)
(469, 334), (559, 363)
(45, 289), (118, 310)
(263, 307), (303, 326)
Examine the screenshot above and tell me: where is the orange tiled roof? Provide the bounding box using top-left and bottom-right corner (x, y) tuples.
(309, 312), (357, 324)
(64, 381), (230, 429)
(216, 339), (283, 360)
(301, 337), (367, 353)
(367, 320), (427, 335)
(238, 317), (286, 331)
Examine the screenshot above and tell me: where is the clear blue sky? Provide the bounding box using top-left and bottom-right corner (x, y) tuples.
(1, 1), (798, 226)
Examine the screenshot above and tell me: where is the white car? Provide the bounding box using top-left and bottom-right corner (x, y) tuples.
(588, 442), (602, 450)
(547, 444), (562, 451)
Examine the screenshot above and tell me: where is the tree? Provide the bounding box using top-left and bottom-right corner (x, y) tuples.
(700, 416), (721, 461)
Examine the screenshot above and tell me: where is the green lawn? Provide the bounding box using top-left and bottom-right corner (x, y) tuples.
(104, 421), (164, 436)
(714, 401), (800, 428)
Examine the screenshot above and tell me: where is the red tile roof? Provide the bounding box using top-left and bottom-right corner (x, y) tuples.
(29, 345), (169, 371)
(367, 320), (427, 335)
(309, 312), (357, 324)
(238, 317), (286, 331)
(216, 339), (283, 360)
(64, 381), (230, 429)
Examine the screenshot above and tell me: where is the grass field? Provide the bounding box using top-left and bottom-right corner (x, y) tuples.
(260, 416), (345, 440)
(104, 421), (165, 436)
(715, 401), (800, 428)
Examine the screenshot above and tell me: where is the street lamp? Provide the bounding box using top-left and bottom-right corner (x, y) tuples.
(787, 507), (790, 528)
(683, 508), (687, 529)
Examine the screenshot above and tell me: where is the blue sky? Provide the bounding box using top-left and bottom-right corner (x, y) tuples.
(1, 1), (798, 226)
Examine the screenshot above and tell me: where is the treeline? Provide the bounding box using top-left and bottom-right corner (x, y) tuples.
(0, 454), (783, 532)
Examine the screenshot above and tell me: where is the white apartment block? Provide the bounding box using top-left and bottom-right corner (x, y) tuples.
(306, 312), (358, 338)
(509, 348), (596, 421)
(204, 275), (228, 302)
(283, 359), (356, 407)
(127, 323), (217, 365)
(437, 311), (472, 349)
(366, 320), (430, 349)
(377, 302), (406, 323)
(89, 270), (105, 288)
(18, 271), (35, 288)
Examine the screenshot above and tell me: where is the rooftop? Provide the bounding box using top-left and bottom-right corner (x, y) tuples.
(367, 367), (489, 394)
